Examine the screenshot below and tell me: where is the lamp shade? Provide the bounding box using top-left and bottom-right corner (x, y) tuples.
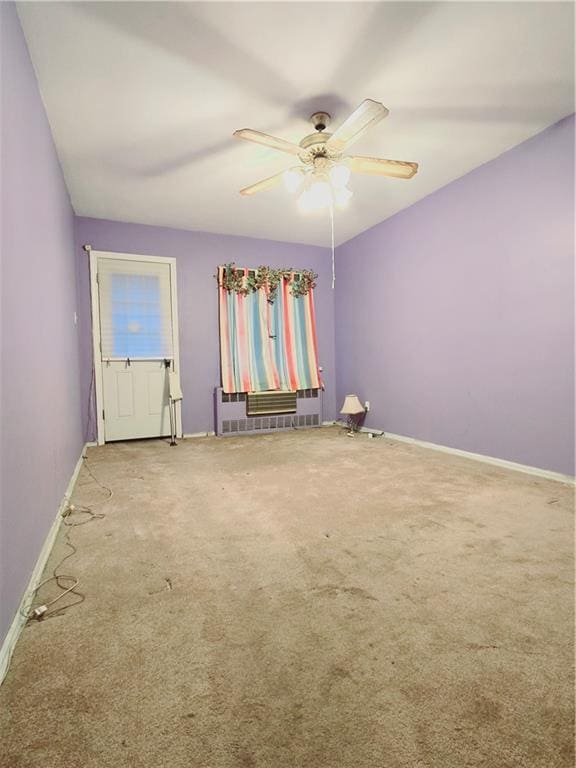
(340, 394), (365, 415)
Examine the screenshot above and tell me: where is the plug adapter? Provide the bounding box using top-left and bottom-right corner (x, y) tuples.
(61, 503), (75, 518)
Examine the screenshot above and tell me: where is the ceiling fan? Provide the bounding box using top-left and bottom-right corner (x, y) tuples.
(233, 99), (418, 212)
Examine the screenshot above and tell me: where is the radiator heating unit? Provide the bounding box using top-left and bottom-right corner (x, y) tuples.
(215, 387), (323, 436)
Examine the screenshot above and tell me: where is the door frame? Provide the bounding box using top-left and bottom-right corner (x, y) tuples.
(89, 249), (183, 445)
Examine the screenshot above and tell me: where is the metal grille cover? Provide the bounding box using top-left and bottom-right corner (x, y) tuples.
(216, 387), (321, 436)
(246, 390), (297, 416)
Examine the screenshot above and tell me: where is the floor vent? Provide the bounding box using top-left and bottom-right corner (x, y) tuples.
(216, 388), (322, 436)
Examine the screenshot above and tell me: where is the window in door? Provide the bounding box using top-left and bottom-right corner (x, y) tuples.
(98, 259), (173, 360)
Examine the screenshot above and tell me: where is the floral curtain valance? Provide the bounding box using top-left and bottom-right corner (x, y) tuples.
(218, 264), (322, 394)
(218, 263), (317, 303)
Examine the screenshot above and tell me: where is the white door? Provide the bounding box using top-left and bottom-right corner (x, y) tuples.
(92, 253), (181, 442)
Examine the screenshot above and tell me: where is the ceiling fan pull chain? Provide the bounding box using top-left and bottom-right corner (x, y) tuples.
(330, 201), (335, 290)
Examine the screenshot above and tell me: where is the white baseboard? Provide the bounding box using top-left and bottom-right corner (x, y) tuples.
(0, 443), (89, 685)
(369, 427), (574, 485)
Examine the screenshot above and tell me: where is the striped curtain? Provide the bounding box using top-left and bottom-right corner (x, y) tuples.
(218, 266), (322, 394)
(269, 275), (322, 391)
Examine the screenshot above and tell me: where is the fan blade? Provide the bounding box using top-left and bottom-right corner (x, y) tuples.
(234, 129), (305, 157)
(239, 171), (285, 196)
(326, 99), (389, 153)
(347, 156), (418, 179)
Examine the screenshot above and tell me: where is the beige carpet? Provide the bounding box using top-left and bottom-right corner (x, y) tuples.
(1, 427), (573, 768)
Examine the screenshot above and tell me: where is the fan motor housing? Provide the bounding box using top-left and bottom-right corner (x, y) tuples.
(299, 131), (331, 150)
(298, 111), (340, 160)
(299, 132), (341, 161)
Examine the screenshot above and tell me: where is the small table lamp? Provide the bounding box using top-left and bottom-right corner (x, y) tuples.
(340, 394), (366, 436)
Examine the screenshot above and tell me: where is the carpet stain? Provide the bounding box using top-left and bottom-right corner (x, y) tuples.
(235, 701), (268, 724)
(468, 696), (503, 724)
(202, 615), (226, 642)
(466, 643), (500, 651)
(310, 584), (377, 601)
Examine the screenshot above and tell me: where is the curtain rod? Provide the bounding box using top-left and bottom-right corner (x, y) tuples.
(220, 265), (307, 276)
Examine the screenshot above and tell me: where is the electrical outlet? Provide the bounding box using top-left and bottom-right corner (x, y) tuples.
(365, 400), (370, 412)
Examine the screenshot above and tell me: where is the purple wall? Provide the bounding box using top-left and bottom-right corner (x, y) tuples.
(0, 4), (83, 643)
(74, 218), (336, 437)
(335, 115), (575, 475)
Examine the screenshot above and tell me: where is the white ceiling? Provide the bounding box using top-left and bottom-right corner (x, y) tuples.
(18, 1), (575, 247)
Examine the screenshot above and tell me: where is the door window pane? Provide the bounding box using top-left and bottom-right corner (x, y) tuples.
(111, 274), (164, 357)
(98, 258), (173, 359)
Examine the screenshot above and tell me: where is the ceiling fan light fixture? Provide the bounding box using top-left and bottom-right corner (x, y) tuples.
(298, 179), (332, 213)
(329, 163), (351, 189)
(235, 99), (418, 215)
(283, 167), (305, 194)
(310, 179), (332, 206)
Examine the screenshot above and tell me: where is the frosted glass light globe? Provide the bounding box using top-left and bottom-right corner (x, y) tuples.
(308, 180), (332, 210)
(329, 164), (351, 189)
(298, 180), (332, 213)
(283, 168), (304, 194)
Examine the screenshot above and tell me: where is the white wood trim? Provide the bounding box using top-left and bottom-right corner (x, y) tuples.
(90, 250), (182, 444)
(183, 431), (216, 438)
(89, 251), (105, 445)
(0, 444), (90, 685)
(90, 249), (176, 266)
(168, 254), (183, 439)
(364, 425), (575, 485)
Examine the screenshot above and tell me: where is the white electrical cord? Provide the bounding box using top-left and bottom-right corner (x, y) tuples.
(20, 525), (84, 621)
(81, 457), (114, 502)
(329, 201), (335, 289)
(20, 460), (111, 622)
